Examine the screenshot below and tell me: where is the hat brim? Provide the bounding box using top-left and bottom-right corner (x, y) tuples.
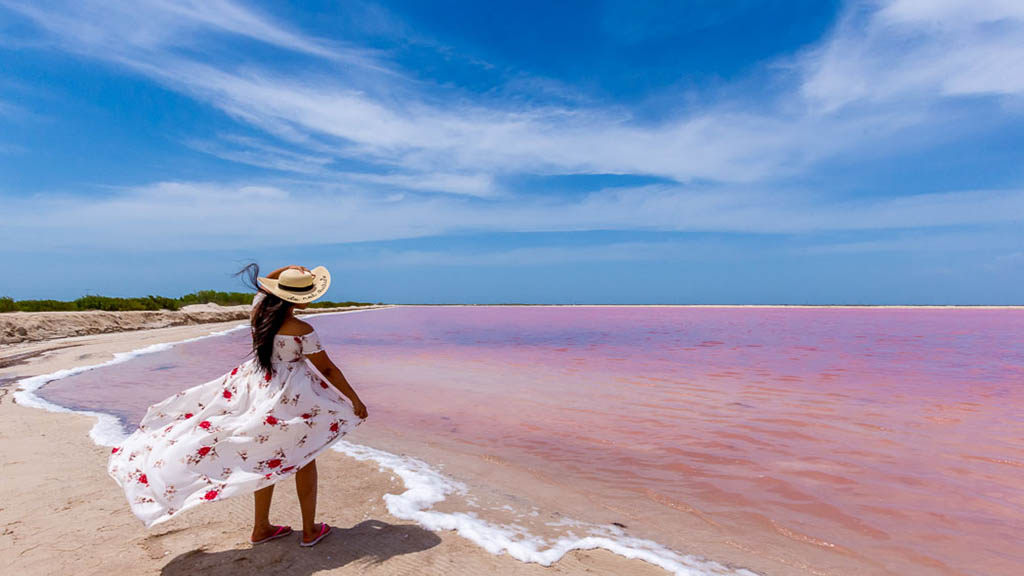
(257, 266), (331, 304)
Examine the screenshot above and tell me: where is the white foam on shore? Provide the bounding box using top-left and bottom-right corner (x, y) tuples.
(13, 323), (249, 446)
(333, 440), (758, 576)
(13, 321), (758, 576)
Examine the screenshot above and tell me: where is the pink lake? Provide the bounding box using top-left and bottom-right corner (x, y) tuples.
(40, 306), (1024, 575)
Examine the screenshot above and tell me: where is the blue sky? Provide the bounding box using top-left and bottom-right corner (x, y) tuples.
(0, 0), (1022, 304)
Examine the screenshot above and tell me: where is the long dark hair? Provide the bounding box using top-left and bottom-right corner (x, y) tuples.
(234, 263), (292, 374)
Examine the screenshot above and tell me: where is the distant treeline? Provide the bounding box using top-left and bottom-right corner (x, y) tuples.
(0, 290), (377, 313)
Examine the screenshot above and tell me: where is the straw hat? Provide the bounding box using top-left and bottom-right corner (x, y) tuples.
(257, 266), (331, 304)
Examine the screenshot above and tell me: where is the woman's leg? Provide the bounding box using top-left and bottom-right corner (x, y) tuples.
(295, 459), (319, 541)
(251, 484), (276, 540)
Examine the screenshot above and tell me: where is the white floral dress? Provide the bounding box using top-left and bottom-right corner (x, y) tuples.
(108, 295), (362, 527)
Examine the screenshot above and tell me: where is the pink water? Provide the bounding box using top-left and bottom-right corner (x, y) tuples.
(40, 307), (1024, 575)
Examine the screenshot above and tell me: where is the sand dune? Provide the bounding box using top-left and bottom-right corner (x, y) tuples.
(0, 304), (390, 345)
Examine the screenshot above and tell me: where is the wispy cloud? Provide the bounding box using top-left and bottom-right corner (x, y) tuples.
(121, 58), (818, 184)
(8, 0), (1021, 191)
(800, 0), (1024, 112)
(184, 134), (336, 175)
(338, 241), (692, 269)
(2, 0), (1023, 256)
(799, 228), (1024, 255)
(0, 0), (379, 65)
(3, 180), (1022, 251)
(341, 171), (498, 198)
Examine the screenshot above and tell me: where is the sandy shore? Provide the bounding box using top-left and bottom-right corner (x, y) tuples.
(0, 304), (392, 345)
(0, 321), (669, 576)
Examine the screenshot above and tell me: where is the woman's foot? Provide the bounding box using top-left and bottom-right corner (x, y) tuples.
(251, 524), (293, 544)
(300, 523), (332, 547)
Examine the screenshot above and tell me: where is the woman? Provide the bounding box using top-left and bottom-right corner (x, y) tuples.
(108, 264), (368, 547)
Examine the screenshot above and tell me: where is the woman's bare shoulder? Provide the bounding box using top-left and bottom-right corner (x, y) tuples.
(276, 317), (314, 336)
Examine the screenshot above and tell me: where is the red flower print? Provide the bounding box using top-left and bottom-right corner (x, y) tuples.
(301, 413), (312, 419)
(203, 489), (219, 501)
(279, 465), (296, 474)
(264, 371), (273, 382)
(184, 412), (194, 419)
(198, 446), (212, 457)
(138, 474), (148, 485)
(320, 381), (329, 389)
(198, 421), (211, 430)
(294, 336), (302, 344)
(264, 473), (273, 480)
(330, 422), (339, 433)
(231, 367), (239, 376)
(267, 459), (282, 468)
(111, 447), (119, 454)
(265, 415), (278, 426)
(222, 389), (232, 400)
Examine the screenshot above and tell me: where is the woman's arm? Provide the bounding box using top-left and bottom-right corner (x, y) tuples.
(307, 351), (368, 419)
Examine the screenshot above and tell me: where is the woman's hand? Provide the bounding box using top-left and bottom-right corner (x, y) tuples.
(352, 399), (368, 419)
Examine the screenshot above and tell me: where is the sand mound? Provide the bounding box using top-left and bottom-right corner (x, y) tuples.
(0, 304), (388, 345)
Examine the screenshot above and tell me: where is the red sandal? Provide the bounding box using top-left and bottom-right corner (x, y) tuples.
(299, 523), (331, 547)
(251, 525), (293, 544)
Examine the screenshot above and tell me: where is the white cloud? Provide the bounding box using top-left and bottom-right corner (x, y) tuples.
(2, 0), (1023, 248)
(341, 171), (498, 198)
(3, 180), (1022, 251)
(799, 228), (1024, 255)
(10, 0), (1020, 190)
(122, 58), (814, 184)
(801, 0), (1024, 112)
(878, 0), (1024, 27)
(184, 134), (337, 175)
(340, 242), (692, 268)
(0, 0), (376, 65)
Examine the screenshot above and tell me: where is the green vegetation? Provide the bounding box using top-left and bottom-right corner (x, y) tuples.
(0, 292), (376, 313)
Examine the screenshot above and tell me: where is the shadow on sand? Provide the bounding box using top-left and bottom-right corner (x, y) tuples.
(161, 519), (442, 575)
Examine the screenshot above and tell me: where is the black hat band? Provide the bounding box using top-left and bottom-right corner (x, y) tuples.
(279, 281), (315, 292)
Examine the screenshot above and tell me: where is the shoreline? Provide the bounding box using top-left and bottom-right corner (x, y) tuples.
(0, 319), (720, 576)
(5, 302), (1019, 346)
